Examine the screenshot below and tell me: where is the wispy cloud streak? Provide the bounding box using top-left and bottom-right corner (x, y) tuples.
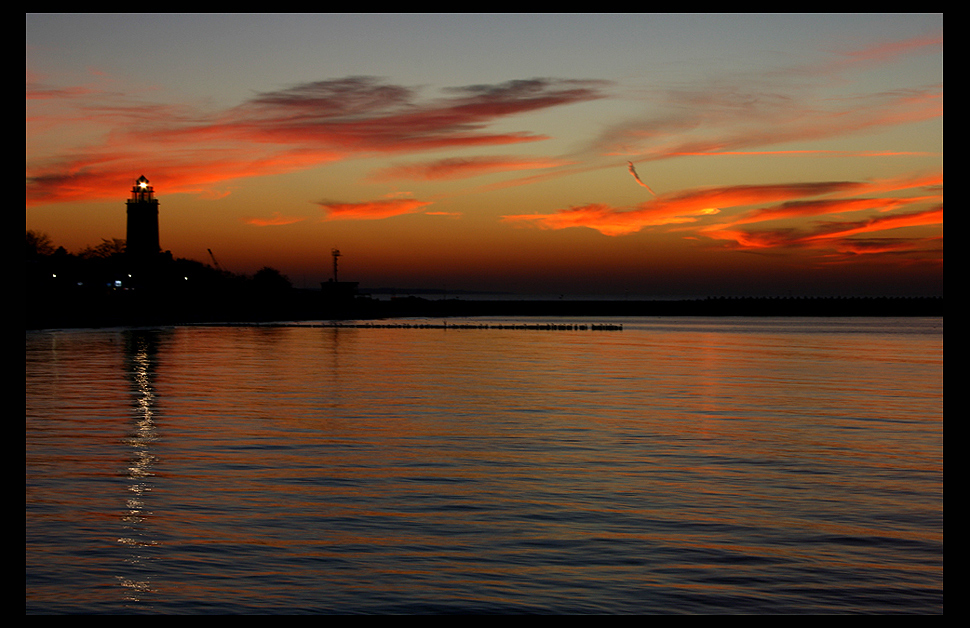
(370, 155), (572, 182)
(26, 76), (609, 205)
(593, 34), (941, 164)
(627, 161), (656, 195)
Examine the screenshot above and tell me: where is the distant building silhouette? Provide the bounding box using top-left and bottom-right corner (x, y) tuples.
(126, 175), (160, 261)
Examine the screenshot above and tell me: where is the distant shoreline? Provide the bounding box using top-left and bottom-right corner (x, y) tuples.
(367, 295), (943, 317)
(26, 294), (943, 331)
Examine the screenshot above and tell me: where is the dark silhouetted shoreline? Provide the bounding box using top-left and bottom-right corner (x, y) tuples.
(26, 287), (943, 330)
(26, 229), (942, 330)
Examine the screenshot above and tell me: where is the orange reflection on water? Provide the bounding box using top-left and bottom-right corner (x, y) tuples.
(27, 320), (942, 613)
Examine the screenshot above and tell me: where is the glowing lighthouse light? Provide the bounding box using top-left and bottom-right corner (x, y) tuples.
(126, 175), (160, 260)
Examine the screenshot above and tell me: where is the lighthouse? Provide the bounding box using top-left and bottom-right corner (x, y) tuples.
(126, 175), (160, 261)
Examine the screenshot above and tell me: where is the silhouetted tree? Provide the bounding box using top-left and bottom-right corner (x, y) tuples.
(80, 238), (126, 260)
(251, 266), (292, 292)
(26, 230), (55, 258)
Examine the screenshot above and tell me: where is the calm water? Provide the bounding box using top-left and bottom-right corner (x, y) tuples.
(26, 317), (943, 614)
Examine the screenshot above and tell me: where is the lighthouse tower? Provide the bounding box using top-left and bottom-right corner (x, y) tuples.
(126, 175), (160, 260)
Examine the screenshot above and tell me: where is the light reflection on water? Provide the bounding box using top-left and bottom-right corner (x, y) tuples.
(26, 318), (942, 614)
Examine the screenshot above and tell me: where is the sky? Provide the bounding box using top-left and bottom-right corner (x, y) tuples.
(26, 13), (943, 297)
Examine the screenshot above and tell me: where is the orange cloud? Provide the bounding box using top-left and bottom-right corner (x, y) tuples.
(24, 145), (346, 206)
(504, 182), (859, 236)
(705, 173), (942, 229)
(503, 202), (719, 237)
(505, 176), (943, 269)
(243, 212), (307, 227)
(803, 206), (943, 243)
(318, 198), (433, 221)
(703, 205), (943, 257)
(729, 196), (918, 226)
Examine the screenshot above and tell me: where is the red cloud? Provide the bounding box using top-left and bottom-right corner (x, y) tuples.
(826, 235), (942, 258)
(505, 177), (943, 268)
(26, 77), (608, 206)
(369, 155), (572, 182)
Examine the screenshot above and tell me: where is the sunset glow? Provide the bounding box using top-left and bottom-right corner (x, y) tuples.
(26, 14), (942, 296)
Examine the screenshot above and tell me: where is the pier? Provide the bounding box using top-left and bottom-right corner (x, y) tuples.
(207, 321), (624, 331)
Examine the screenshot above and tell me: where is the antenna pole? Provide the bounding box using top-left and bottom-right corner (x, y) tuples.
(331, 249), (341, 282)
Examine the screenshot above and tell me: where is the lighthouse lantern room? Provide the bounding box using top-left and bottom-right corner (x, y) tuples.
(125, 175), (160, 260)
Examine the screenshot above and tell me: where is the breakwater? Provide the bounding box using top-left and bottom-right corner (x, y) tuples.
(209, 321), (624, 331)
